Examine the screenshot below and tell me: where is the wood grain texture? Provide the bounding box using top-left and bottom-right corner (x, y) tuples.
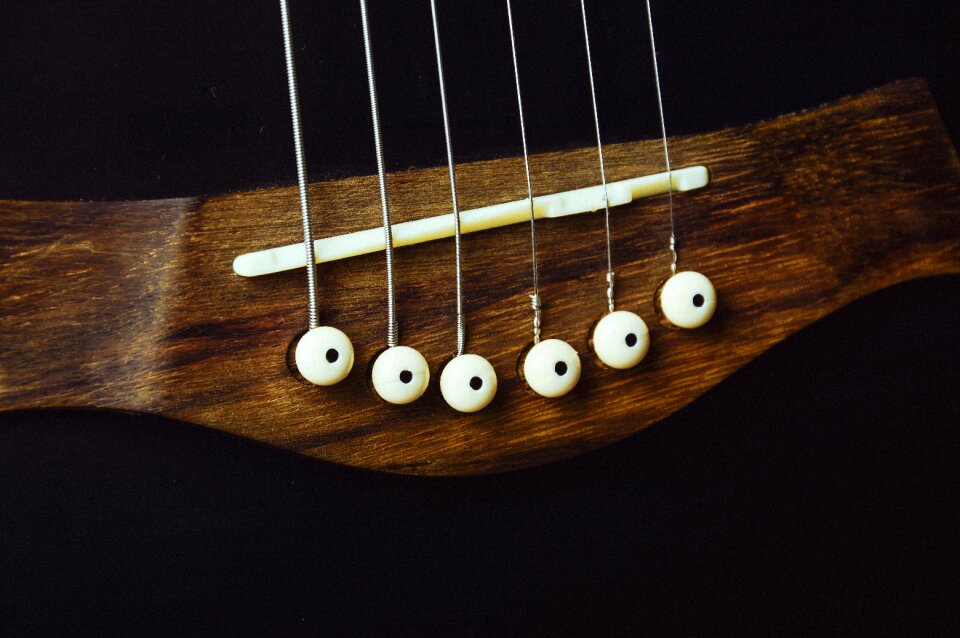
(1, 79), (958, 475)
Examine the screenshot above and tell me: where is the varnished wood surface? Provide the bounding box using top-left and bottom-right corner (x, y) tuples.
(1, 79), (958, 475)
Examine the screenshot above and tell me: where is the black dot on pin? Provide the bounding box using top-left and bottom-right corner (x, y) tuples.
(625, 333), (638, 347)
(399, 370), (413, 384)
(469, 376), (483, 391)
(325, 348), (339, 363)
(692, 293), (705, 307)
(555, 361), (568, 376)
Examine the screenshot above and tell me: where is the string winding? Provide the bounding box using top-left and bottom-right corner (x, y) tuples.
(428, 0), (466, 357)
(644, 0), (679, 274)
(505, 0), (543, 345)
(578, 0), (616, 312)
(278, 0), (319, 330)
(358, 0), (399, 346)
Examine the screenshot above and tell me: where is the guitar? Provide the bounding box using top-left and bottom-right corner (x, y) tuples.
(2, 1), (959, 634)
(1, 2), (957, 476)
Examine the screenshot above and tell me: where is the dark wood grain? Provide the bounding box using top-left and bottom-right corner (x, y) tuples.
(1, 79), (958, 475)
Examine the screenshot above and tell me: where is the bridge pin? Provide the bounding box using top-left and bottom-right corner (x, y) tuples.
(523, 339), (581, 398)
(295, 326), (355, 386)
(659, 271), (717, 329)
(592, 311), (650, 369)
(440, 354), (498, 413)
(371, 346), (430, 405)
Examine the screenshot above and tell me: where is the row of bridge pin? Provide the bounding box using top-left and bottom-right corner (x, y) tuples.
(295, 270), (716, 412)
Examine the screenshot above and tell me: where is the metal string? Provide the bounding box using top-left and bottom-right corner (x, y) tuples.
(505, 0), (542, 345)
(578, 0), (616, 313)
(644, 0), (678, 274)
(359, 0), (398, 347)
(278, 0), (319, 330)
(428, 0), (466, 357)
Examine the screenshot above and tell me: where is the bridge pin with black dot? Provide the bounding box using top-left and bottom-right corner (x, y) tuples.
(371, 346), (430, 405)
(440, 354), (498, 413)
(295, 327), (355, 386)
(592, 310), (650, 369)
(523, 338), (581, 398)
(659, 271), (717, 329)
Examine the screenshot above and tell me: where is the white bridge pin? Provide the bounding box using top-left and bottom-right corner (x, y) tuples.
(659, 271), (717, 329)
(372, 346), (430, 405)
(592, 311), (650, 369)
(295, 326), (355, 386)
(440, 354), (497, 413)
(523, 339), (581, 398)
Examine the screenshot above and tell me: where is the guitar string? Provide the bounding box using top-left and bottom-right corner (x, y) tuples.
(358, 0), (399, 347)
(505, 0), (542, 345)
(278, 0), (319, 330)
(578, 0), (616, 313)
(283, 0), (669, 341)
(644, 0), (678, 274)
(428, 0), (466, 357)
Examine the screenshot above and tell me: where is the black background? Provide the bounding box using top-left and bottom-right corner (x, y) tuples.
(1, 0), (959, 635)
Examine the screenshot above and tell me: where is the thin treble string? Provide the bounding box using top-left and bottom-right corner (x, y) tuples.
(358, 0), (398, 347)
(428, 0), (465, 357)
(644, 0), (678, 274)
(279, 0), (319, 330)
(505, 0), (542, 345)
(578, 0), (615, 313)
